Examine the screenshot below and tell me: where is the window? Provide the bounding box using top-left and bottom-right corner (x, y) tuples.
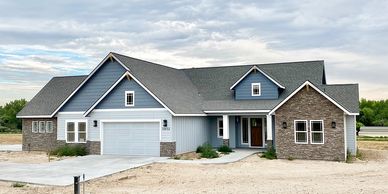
(46, 121), (53, 133)
(217, 118), (223, 138)
(39, 121), (45, 133)
(241, 118), (249, 144)
(125, 91), (134, 107)
(294, 120), (308, 144)
(310, 120), (324, 144)
(32, 121), (39, 133)
(251, 83), (261, 96)
(66, 120), (87, 143)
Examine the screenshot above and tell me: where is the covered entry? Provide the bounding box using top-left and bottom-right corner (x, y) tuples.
(241, 117), (265, 148)
(101, 120), (161, 156)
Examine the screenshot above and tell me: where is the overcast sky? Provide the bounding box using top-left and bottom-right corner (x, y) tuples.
(0, 0), (387, 105)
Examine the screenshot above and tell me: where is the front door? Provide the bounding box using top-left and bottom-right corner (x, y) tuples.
(250, 118), (263, 147)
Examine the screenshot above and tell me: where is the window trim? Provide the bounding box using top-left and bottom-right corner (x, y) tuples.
(46, 121), (54, 133)
(125, 91), (135, 107)
(32, 121), (39, 133)
(251, 83), (261, 96)
(217, 117), (224, 138)
(65, 120), (88, 143)
(39, 121), (46, 133)
(310, 120), (324, 144)
(240, 117), (249, 145)
(294, 120), (308, 144)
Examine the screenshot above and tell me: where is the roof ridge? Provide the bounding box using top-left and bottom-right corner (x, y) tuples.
(111, 52), (179, 71)
(53, 75), (88, 78)
(324, 83), (359, 86)
(181, 60), (324, 70)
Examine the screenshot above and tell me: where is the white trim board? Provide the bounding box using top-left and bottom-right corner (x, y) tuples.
(230, 66), (285, 90)
(93, 108), (167, 112)
(269, 81), (356, 115)
(204, 110), (270, 114)
(17, 115), (52, 118)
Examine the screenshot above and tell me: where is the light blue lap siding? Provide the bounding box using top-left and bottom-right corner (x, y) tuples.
(96, 78), (163, 109)
(61, 60), (126, 111)
(346, 115), (357, 155)
(234, 71), (279, 100)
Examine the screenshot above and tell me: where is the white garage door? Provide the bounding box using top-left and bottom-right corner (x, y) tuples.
(102, 122), (160, 156)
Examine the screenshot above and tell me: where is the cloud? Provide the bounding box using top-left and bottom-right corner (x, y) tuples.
(0, 0), (388, 105)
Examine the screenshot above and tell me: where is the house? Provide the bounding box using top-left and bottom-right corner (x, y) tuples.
(17, 52), (359, 161)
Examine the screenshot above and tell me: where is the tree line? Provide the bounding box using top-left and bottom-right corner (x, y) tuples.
(0, 99), (27, 133)
(358, 99), (388, 127)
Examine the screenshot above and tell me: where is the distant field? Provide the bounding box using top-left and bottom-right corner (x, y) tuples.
(0, 133), (22, 144)
(357, 136), (388, 141)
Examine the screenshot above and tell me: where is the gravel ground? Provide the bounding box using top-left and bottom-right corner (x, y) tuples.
(1, 147), (388, 194)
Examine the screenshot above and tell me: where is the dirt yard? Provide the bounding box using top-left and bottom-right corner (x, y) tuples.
(0, 133), (22, 144)
(0, 151), (69, 164)
(1, 141), (388, 194)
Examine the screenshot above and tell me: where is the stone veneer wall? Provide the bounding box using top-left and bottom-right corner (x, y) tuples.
(23, 118), (101, 154)
(160, 142), (176, 157)
(275, 86), (345, 161)
(22, 118), (58, 152)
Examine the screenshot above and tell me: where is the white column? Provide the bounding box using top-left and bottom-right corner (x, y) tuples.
(222, 115), (229, 139)
(266, 114), (273, 140)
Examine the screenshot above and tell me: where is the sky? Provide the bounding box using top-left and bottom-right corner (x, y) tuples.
(0, 0), (388, 106)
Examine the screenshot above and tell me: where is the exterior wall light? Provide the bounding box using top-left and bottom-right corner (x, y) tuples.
(93, 120), (98, 127)
(282, 122), (287, 129)
(163, 119), (168, 127)
(331, 121), (336, 129)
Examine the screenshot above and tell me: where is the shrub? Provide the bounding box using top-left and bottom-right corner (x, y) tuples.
(260, 146), (277, 160)
(50, 145), (88, 156)
(196, 143), (212, 153)
(346, 150), (353, 163)
(196, 145), (204, 153)
(287, 156), (294, 161)
(217, 145), (232, 153)
(356, 148), (363, 160)
(201, 148), (219, 158)
(12, 182), (25, 188)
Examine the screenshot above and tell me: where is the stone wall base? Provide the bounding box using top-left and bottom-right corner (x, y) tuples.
(55, 140), (101, 155)
(160, 142), (176, 157)
(222, 139), (230, 146)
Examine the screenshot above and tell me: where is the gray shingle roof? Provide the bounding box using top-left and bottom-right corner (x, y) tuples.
(17, 53), (359, 117)
(17, 76), (86, 117)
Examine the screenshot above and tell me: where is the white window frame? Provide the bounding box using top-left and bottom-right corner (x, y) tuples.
(251, 83), (261, 96)
(46, 121), (54, 133)
(310, 120), (324, 144)
(125, 91), (135, 107)
(294, 120), (308, 144)
(240, 117), (249, 145)
(65, 120), (88, 143)
(32, 121), (39, 133)
(217, 117), (224, 138)
(39, 121), (46, 133)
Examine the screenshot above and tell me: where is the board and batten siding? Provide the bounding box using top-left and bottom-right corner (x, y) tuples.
(234, 71), (279, 100)
(209, 116), (236, 148)
(173, 116), (210, 154)
(346, 115), (357, 155)
(61, 60), (126, 112)
(57, 109), (172, 142)
(96, 77), (163, 109)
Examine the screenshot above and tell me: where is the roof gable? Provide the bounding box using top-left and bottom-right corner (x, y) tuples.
(230, 66), (285, 90)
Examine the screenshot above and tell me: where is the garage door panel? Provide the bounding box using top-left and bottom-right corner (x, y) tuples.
(103, 122), (160, 156)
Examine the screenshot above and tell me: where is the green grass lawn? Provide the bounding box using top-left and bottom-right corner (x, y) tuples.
(357, 136), (388, 141)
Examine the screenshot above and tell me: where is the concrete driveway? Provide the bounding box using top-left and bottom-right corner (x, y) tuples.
(0, 155), (166, 186)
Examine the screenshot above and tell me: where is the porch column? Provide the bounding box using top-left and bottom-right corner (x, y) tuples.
(222, 115), (229, 146)
(266, 114), (273, 141)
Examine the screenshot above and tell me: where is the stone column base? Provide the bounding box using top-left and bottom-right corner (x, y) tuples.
(160, 142), (176, 157)
(222, 139), (230, 146)
(265, 140), (273, 148)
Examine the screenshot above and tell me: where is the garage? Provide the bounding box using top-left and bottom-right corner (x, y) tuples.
(102, 121), (160, 156)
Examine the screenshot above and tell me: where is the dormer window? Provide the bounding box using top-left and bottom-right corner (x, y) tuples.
(125, 91), (135, 106)
(251, 83), (261, 96)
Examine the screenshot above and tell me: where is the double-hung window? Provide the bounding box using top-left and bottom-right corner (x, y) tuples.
(217, 118), (223, 138)
(251, 83), (261, 96)
(32, 121), (39, 133)
(125, 91), (135, 107)
(241, 118), (249, 144)
(294, 120), (308, 144)
(39, 121), (46, 133)
(46, 121), (53, 133)
(310, 120), (324, 144)
(66, 120), (87, 143)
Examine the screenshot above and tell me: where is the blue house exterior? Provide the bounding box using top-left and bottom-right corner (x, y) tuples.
(17, 52), (359, 161)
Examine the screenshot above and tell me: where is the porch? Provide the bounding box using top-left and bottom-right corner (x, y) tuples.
(208, 114), (275, 149)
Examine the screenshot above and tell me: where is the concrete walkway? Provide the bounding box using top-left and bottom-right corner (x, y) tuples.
(0, 144), (22, 152)
(0, 155), (167, 186)
(160, 149), (260, 164)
